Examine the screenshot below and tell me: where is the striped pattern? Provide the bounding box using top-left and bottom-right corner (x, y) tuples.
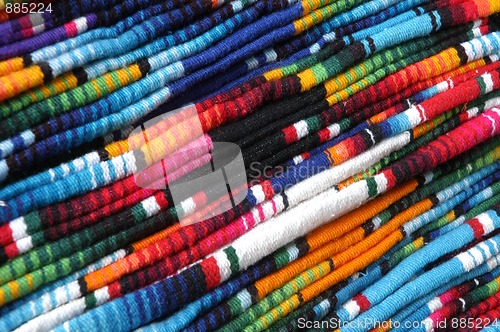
(1, 0), (500, 331)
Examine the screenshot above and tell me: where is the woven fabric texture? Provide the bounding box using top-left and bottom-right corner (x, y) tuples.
(1, 0), (500, 331)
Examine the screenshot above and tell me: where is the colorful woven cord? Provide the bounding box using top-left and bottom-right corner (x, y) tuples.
(1, 0), (500, 331)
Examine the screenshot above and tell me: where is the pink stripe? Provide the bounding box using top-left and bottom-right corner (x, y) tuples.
(64, 21), (79, 38)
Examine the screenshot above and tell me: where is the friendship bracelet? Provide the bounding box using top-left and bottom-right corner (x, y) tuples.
(240, 29), (497, 172)
(0, 0), (274, 142)
(277, 191), (500, 332)
(193, 121), (500, 330)
(0, 0), (256, 118)
(0, 75), (496, 300)
(0, 2), (499, 330)
(0, 17), (492, 214)
(369, 258), (500, 332)
(0, 0), (224, 90)
(52, 106), (500, 332)
(344, 232), (500, 331)
(0, 0), (117, 47)
(1, 0), (496, 187)
(37, 143), (500, 332)
(0, 0), (183, 59)
(0, 65), (496, 316)
(2, 36), (496, 227)
(231, 167), (500, 331)
(146, 144), (500, 332)
(202, 113), (500, 330)
(0, 0), (343, 102)
(172, 0), (432, 106)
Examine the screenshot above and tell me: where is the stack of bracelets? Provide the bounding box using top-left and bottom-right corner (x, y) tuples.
(1, 0), (500, 331)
